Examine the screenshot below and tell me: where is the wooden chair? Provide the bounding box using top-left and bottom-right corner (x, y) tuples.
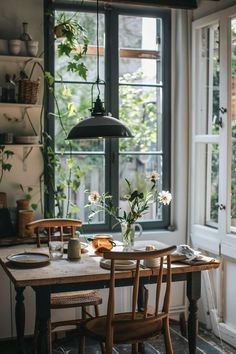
(26, 218), (102, 354)
(78, 245), (176, 354)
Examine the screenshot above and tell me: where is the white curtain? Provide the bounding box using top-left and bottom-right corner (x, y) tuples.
(171, 9), (192, 240)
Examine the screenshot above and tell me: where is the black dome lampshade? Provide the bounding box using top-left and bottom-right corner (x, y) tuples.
(67, 96), (133, 139)
(66, 0), (133, 140)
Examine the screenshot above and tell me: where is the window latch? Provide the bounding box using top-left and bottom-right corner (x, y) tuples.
(219, 107), (227, 114)
(217, 203), (226, 210)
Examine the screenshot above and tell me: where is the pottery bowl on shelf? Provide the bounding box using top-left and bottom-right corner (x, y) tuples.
(26, 40), (39, 57)
(8, 39), (22, 55)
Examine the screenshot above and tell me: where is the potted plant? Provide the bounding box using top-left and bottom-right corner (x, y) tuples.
(86, 171), (172, 249)
(16, 184), (38, 211)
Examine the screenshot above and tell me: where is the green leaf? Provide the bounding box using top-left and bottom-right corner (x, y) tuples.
(31, 203), (38, 211)
(2, 163), (12, 171)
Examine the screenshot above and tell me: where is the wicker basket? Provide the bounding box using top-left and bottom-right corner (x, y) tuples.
(18, 210), (35, 238)
(18, 79), (40, 104)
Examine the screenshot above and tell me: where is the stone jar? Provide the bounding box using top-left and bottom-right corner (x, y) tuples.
(67, 238), (81, 261)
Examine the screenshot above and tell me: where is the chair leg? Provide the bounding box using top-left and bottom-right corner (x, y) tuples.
(163, 317), (173, 354)
(78, 334), (85, 354)
(94, 304), (100, 317)
(94, 305), (105, 354)
(48, 319), (52, 354)
(105, 332), (114, 354)
(33, 316), (39, 354)
(132, 343), (139, 353)
(81, 307), (87, 320)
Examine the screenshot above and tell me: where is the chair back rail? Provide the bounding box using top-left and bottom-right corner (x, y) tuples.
(26, 218), (82, 247)
(103, 245), (176, 340)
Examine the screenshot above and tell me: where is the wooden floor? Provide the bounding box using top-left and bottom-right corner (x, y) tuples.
(0, 325), (236, 354)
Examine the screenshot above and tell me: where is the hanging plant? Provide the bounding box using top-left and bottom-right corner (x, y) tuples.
(54, 13), (89, 80)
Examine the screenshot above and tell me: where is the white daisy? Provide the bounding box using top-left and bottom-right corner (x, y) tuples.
(147, 171), (160, 181)
(158, 191), (172, 205)
(88, 191), (101, 204)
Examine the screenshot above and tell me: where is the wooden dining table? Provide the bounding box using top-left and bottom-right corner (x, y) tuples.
(0, 241), (220, 354)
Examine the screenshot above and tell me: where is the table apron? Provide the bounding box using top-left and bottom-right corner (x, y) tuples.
(31, 272), (188, 293)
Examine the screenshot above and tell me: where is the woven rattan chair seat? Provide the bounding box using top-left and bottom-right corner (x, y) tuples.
(51, 290), (102, 308)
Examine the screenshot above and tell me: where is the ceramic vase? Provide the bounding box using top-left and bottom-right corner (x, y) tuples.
(67, 238), (81, 261)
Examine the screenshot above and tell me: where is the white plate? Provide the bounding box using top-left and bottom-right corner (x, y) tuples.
(100, 258), (136, 270)
(7, 252), (50, 267)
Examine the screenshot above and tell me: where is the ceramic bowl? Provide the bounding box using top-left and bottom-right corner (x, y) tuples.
(89, 235), (115, 252)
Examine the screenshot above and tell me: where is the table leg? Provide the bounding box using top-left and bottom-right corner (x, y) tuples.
(34, 286), (51, 354)
(15, 287), (26, 354)
(187, 271), (201, 354)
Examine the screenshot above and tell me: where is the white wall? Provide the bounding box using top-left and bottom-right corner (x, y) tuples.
(193, 0), (236, 20)
(0, 0), (44, 219)
(0, 0), (44, 339)
(0, 0), (44, 54)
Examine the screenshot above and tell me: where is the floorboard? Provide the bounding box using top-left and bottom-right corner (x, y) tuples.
(1, 325), (236, 354)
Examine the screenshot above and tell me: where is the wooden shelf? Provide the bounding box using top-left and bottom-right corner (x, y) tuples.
(0, 55), (43, 63)
(0, 103), (41, 108)
(3, 144), (43, 147)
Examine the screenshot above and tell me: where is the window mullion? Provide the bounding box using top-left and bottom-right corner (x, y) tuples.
(219, 14), (230, 236)
(105, 9), (119, 230)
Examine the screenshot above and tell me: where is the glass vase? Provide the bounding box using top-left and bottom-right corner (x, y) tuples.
(121, 222), (142, 250)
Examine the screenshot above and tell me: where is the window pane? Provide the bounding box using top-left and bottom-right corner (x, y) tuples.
(119, 58), (160, 85)
(207, 144), (219, 224)
(54, 83), (105, 152)
(194, 143), (219, 226)
(197, 24), (220, 135)
(55, 155), (105, 221)
(119, 154), (163, 222)
(231, 18), (236, 231)
(119, 15), (162, 84)
(119, 86), (162, 152)
(55, 11), (105, 82)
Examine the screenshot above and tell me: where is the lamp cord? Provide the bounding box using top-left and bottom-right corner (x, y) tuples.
(96, 0), (101, 95)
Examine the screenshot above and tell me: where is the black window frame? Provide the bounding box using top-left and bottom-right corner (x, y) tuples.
(44, 0), (171, 233)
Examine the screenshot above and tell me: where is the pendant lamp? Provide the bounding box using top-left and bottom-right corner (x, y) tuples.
(67, 0), (133, 139)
